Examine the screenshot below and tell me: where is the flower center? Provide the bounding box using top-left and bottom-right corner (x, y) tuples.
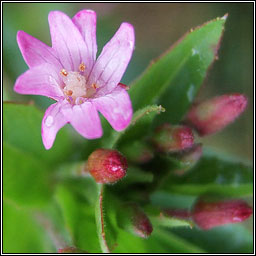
(60, 63), (99, 104)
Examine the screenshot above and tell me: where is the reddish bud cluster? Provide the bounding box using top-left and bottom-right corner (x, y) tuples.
(192, 198), (252, 230)
(87, 148), (128, 184)
(152, 124), (194, 153)
(187, 93), (247, 136)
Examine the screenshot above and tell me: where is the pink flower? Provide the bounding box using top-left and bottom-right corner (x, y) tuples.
(14, 10), (135, 149)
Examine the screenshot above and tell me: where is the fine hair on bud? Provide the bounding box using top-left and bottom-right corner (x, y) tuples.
(117, 202), (153, 238)
(87, 148), (128, 184)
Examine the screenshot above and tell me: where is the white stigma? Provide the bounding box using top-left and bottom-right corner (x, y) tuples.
(60, 66), (98, 103)
(63, 71), (87, 99)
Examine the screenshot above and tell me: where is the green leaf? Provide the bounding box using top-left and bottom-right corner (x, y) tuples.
(3, 200), (55, 253)
(55, 183), (101, 253)
(102, 104), (165, 148)
(95, 187), (204, 253)
(161, 155), (253, 197)
(151, 216), (193, 229)
(3, 102), (72, 165)
(113, 227), (205, 253)
(3, 142), (53, 207)
(129, 15), (227, 124)
(148, 209), (193, 229)
(173, 224), (253, 253)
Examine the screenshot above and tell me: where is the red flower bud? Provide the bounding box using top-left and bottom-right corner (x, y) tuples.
(152, 124), (194, 153)
(192, 198), (252, 230)
(187, 93), (247, 136)
(117, 203), (153, 238)
(87, 149), (128, 184)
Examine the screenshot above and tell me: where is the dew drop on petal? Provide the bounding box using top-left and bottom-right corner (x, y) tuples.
(45, 115), (54, 127)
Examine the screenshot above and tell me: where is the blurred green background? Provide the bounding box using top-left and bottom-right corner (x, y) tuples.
(3, 2), (253, 162)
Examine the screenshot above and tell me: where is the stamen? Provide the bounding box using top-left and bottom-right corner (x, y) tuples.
(66, 97), (73, 104)
(60, 69), (68, 76)
(79, 63), (86, 72)
(85, 87), (97, 98)
(91, 83), (99, 89)
(65, 90), (73, 96)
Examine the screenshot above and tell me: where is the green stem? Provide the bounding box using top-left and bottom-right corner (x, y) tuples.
(95, 184), (110, 253)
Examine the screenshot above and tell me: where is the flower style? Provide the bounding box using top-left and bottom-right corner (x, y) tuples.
(14, 10), (135, 149)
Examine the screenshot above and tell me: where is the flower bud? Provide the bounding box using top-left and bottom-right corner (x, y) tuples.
(174, 143), (203, 175)
(186, 93), (247, 136)
(152, 124), (194, 153)
(87, 149), (128, 184)
(192, 198), (252, 230)
(117, 203), (153, 238)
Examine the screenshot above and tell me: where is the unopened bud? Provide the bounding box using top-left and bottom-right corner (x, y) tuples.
(117, 203), (153, 238)
(192, 198), (252, 230)
(174, 143), (203, 175)
(121, 141), (154, 164)
(87, 149), (128, 184)
(152, 124), (194, 153)
(187, 93), (247, 136)
(58, 247), (87, 253)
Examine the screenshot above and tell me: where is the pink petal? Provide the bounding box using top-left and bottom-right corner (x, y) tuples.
(61, 101), (103, 139)
(72, 9), (97, 74)
(48, 11), (88, 72)
(14, 63), (63, 99)
(93, 86), (132, 131)
(42, 101), (68, 150)
(17, 31), (62, 70)
(88, 22), (135, 96)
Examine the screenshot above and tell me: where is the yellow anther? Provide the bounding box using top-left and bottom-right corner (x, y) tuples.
(60, 69), (68, 76)
(91, 83), (99, 89)
(65, 90), (73, 96)
(79, 63), (86, 72)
